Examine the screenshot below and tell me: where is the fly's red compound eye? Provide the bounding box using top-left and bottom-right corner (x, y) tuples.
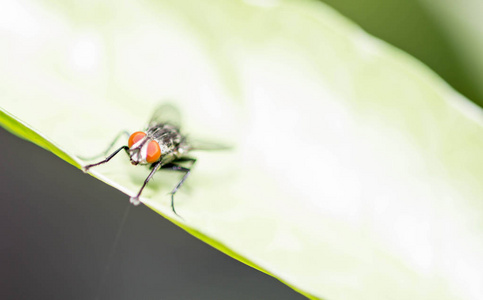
(128, 131), (146, 148)
(146, 140), (161, 163)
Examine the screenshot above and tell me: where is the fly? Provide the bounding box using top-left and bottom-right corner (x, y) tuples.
(82, 104), (226, 217)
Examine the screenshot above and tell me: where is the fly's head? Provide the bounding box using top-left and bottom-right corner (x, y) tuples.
(128, 131), (161, 165)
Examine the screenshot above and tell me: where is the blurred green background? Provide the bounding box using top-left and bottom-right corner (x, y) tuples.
(322, 0), (482, 106)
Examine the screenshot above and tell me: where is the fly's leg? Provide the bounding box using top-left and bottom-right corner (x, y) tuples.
(162, 158), (197, 216)
(78, 131), (130, 161)
(83, 146), (130, 172)
(129, 161), (163, 206)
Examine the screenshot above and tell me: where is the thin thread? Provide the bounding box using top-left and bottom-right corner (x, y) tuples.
(94, 203), (131, 300)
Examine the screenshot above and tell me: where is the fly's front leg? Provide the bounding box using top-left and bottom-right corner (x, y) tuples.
(129, 161), (163, 206)
(78, 131), (130, 161)
(162, 158), (197, 216)
(83, 146), (130, 172)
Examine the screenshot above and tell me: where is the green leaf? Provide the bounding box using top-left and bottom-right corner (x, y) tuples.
(2, 0), (483, 299)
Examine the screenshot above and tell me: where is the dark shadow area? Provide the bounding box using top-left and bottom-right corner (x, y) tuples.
(320, 0), (482, 106)
(0, 128), (305, 300)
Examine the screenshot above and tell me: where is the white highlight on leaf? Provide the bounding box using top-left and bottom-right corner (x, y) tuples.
(0, 0), (40, 38)
(68, 33), (102, 73)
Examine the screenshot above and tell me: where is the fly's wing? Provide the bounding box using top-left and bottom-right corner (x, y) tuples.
(187, 138), (232, 151)
(149, 103), (182, 127)
(150, 103), (232, 152)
